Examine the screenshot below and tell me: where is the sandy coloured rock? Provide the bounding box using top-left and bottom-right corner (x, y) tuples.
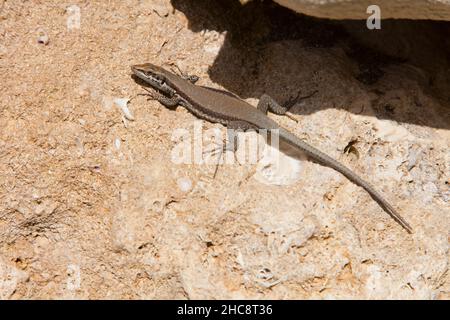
(273, 0), (450, 20)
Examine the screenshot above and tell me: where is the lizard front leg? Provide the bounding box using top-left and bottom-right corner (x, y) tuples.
(170, 65), (199, 84)
(139, 86), (181, 108)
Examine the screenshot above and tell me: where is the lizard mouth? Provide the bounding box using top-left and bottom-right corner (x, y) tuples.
(131, 66), (165, 86)
(131, 66), (174, 96)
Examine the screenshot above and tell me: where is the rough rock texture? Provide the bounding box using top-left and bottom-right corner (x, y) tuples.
(274, 0), (450, 20)
(0, 0), (449, 299)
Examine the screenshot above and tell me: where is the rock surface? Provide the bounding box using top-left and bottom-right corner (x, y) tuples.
(0, 0), (448, 299)
(274, 0), (450, 20)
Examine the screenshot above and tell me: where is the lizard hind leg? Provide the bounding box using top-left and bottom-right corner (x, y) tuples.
(224, 120), (257, 152)
(257, 94), (289, 115)
(213, 121), (253, 178)
(213, 129), (236, 178)
(257, 91), (318, 121)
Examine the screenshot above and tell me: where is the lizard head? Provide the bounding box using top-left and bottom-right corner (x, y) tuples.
(131, 63), (175, 95)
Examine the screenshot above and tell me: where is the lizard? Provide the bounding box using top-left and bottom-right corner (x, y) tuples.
(131, 62), (413, 234)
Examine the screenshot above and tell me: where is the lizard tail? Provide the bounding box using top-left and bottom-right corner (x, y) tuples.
(278, 128), (413, 234)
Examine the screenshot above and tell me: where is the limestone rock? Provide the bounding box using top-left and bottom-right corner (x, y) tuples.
(273, 0), (450, 20)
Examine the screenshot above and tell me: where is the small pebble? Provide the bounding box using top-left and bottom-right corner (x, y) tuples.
(114, 98), (134, 121)
(114, 138), (121, 150)
(375, 222), (385, 231)
(37, 28), (49, 45)
(177, 177), (192, 192)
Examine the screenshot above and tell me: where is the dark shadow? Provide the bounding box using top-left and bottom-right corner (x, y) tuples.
(170, 0), (450, 129)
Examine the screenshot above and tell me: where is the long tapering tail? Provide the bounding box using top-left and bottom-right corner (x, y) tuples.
(278, 127), (412, 233)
